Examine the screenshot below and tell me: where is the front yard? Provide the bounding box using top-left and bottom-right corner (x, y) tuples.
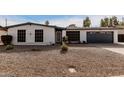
(0, 44), (124, 77)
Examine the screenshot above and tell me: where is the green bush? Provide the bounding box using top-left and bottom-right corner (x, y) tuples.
(62, 36), (68, 43)
(1, 35), (13, 45)
(5, 45), (14, 50)
(61, 42), (68, 52)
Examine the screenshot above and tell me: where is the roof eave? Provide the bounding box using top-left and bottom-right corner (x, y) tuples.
(7, 22), (57, 29)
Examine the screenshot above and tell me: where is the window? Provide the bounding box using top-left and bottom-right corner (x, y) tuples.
(66, 31), (80, 41)
(35, 29), (43, 42)
(17, 30), (26, 42)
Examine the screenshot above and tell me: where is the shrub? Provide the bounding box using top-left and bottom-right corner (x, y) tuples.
(62, 36), (68, 43)
(52, 43), (55, 46)
(5, 45), (14, 50)
(61, 42), (68, 53)
(83, 41), (86, 44)
(1, 35), (13, 45)
(31, 48), (41, 51)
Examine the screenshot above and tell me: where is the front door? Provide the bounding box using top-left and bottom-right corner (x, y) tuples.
(55, 31), (62, 44)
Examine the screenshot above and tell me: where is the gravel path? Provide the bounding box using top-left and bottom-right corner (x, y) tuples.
(0, 44), (124, 77)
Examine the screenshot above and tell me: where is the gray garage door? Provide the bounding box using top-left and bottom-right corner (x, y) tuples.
(87, 31), (113, 43)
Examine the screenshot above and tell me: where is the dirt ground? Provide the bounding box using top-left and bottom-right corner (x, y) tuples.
(0, 44), (124, 77)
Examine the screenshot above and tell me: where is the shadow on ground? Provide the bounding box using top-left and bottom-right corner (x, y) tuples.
(0, 44), (124, 53)
(0, 45), (61, 53)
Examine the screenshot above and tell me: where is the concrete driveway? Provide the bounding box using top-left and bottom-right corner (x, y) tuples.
(103, 47), (124, 55)
(101, 43), (124, 55)
(69, 43), (124, 55)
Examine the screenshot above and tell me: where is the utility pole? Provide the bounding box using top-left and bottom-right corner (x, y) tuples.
(5, 18), (8, 35)
(5, 18), (7, 27)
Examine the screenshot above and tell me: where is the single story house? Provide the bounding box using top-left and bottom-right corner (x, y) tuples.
(0, 26), (7, 45)
(0, 22), (124, 45)
(7, 22), (64, 45)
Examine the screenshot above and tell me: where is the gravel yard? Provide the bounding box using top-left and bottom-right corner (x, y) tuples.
(0, 44), (124, 77)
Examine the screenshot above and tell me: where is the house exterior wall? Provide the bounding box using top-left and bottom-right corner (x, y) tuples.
(62, 30), (119, 43)
(8, 24), (55, 45)
(118, 30), (124, 34)
(80, 31), (86, 43)
(114, 30), (118, 43)
(0, 30), (7, 45)
(62, 30), (66, 37)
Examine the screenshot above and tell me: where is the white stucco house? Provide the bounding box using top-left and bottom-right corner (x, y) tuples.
(0, 22), (124, 45)
(0, 26), (7, 45)
(7, 22), (63, 45)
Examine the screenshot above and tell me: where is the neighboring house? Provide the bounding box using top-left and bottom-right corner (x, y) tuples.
(7, 22), (64, 45)
(0, 26), (7, 45)
(62, 24), (124, 43)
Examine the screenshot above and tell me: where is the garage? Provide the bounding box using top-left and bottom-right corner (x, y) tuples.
(118, 34), (124, 42)
(66, 31), (80, 43)
(87, 31), (113, 43)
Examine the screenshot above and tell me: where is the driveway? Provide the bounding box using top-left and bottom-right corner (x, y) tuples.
(101, 44), (124, 55)
(103, 48), (124, 55)
(69, 43), (124, 55)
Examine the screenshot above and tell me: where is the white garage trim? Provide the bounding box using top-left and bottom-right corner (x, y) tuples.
(62, 29), (119, 44)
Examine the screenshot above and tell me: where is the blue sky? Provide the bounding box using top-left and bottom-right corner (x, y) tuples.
(0, 15), (124, 27)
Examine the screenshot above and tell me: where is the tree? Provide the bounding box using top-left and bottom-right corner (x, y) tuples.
(112, 16), (119, 26)
(100, 16), (119, 27)
(119, 22), (124, 26)
(100, 19), (106, 27)
(100, 18), (109, 27)
(100, 17), (109, 27)
(45, 20), (49, 25)
(109, 18), (113, 27)
(117, 17), (124, 26)
(83, 17), (91, 27)
(104, 17), (109, 27)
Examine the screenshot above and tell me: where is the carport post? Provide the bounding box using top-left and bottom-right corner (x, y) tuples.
(114, 30), (118, 43)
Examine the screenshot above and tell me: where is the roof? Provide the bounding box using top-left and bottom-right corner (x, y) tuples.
(7, 22), (64, 29)
(6, 22), (124, 31)
(65, 27), (124, 30)
(0, 26), (7, 31)
(55, 26), (66, 31)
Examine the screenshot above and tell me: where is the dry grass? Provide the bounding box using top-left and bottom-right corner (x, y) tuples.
(0, 44), (124, 77)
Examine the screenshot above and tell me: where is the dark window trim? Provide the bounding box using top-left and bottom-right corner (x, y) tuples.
(35, 29), (43, 42)
(17, 30), (26, 42)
